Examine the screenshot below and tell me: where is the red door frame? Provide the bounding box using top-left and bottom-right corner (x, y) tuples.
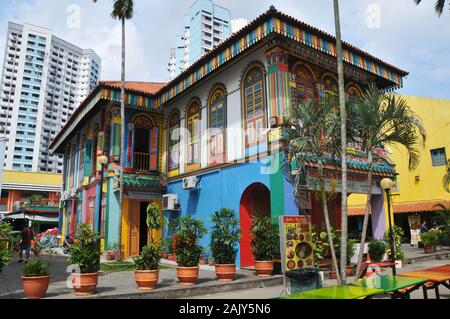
(239, 183), (271, 268)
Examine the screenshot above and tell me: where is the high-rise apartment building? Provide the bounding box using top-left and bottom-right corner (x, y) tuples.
(0, 22), (101, 174)
(168, 0), (231, 79)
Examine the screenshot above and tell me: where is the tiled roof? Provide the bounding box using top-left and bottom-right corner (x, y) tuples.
(348, 200), (450, 216)
(100, 81), (166, 95)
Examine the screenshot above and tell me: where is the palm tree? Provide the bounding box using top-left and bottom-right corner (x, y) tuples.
(443, 159), (450, 193)
(333, 0), (349, 284)
(415, 0), (448, 16)
(352, 84), (427, 281)
(282, 94), (344, 285)
(92, 0), (134, 259)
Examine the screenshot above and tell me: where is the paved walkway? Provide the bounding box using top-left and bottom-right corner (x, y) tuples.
(0, 245), (448, 299)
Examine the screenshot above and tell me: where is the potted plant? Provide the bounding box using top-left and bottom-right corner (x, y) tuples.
(199, 246), (208, 265)
(383, 226), (405, 267)
(210, 208), (240, 282)
(368, 239), (387, 262)
(164, 237), (173, 260)
(133, 243), (163, 290)
(421, 231), (439, 253)
(343, 239), (357, 276)
(22, 259), (51, 299)
(174, 215), (207, 285)
(105, 242), (119, 261)
(0, 223), (12, 273)
(250, 215), (278, 277)
(68, 224), (101, 296)
(436, 231), (445, 252)
(133, 202), (165, 290)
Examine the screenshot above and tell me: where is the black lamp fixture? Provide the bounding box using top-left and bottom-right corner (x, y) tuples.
(380, 177), (397, 276)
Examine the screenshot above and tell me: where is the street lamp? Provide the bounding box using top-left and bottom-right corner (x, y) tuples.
(97, 155), (108, 234)
(380, 177), (396, 276)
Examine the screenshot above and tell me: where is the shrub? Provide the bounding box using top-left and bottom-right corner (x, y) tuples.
(383, 225), (405, 260)
(133, 242), (163, 271)
(174, 215), (207, 267)
(68, 224), (101, 274)
(250, 216), (279, 261)
(22, 259), (50, 277)
(368, 239), (386, 262)
(210, 208), (240, 265)
(421, 231), (439, 247)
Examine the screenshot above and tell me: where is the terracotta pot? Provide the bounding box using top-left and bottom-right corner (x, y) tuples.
(215, 264), (236, 282)
(176, 266), (199, 286)
(346, 265), (354, 276)
(124, 166), (133, 172)
(424, 246), (433, 254)
(329, 271), (337, 280)
(199, 258), (207, 265)
(135, 270), (159, 291)
(255, 261), (274, 277)
(71, 273), (99, 296)
(22, 275), (51, 299)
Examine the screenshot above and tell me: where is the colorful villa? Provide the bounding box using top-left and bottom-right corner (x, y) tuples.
(49, 7), (408, 267)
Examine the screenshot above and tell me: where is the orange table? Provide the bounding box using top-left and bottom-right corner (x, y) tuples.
(399, 270), (450, 299)
(427, 264), (450, 273)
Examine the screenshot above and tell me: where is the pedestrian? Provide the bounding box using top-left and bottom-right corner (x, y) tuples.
(420, 221), (428, 234)
(18, 223), (34, 263)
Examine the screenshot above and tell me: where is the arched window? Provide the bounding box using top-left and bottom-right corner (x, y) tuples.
(293, 64), (316, 102)
(78, 136), (85, 185)
(130, 114), (159, 172)
(242, 65), (266, 148)
(208, 87), (226, 165)
(186, 100), (201, 171)
(347, 84), (363, 101)
(91, 125), (99, 177)
(104, 113), (112, 158)
(168, 111), (180, 172)
(321, 74), (338, 95)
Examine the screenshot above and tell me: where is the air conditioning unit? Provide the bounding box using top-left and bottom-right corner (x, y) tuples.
(162, 194), (177, 211)
(182, 176), (199, 190)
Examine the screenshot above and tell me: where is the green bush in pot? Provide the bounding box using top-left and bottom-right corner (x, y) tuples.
(210, 208), (240, 281)
(250, 215), (279, 277)
(368, 239), (387, 262)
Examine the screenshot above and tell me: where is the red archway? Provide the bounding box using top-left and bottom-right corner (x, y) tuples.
(239, 183), (271, 268)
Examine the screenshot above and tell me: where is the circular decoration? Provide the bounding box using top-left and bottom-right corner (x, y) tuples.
(299, 234), (305, 241)
(297, 260), (304, 268)
(287, 241), (294, 248)
(287, 260), (296, 270)
(287, 250), (295, 259)
(295, 242), (313, 259)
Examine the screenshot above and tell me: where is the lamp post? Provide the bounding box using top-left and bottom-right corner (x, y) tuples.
(380, 177), (396, 276)
(97, 155), (108, 235)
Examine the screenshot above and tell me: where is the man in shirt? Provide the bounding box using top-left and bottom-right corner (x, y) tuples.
(18, 224), (34, 263)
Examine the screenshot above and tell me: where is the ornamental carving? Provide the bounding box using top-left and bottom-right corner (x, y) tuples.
(266, 46), (289, 65)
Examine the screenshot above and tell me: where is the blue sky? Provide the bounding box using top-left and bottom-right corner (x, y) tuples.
(1, 0), (449, 99)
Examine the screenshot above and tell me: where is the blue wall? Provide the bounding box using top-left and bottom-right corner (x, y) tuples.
(167, 160), (273, 268)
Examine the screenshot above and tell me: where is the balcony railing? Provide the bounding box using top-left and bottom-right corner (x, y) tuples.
(133, 152), (150, 172)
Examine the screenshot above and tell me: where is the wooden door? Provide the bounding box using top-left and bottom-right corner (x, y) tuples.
(129, 201), (140, 257)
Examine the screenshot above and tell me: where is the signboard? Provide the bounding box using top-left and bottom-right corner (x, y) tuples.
(279, 215), (314, 295)
(306, 168), (382, 195)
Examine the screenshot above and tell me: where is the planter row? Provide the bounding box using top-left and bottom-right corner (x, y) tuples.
(22, 261), (275, 298)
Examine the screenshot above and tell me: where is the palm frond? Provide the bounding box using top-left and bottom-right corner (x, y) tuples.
(111, 0), (134, 20)
(443, 159), (450, 193)
(415, 0), (447, 16)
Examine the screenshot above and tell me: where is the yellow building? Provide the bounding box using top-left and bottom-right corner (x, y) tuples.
(349, 95), (450, 238)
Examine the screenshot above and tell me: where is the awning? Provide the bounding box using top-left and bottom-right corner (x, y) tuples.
(349, 200), (450, 216)
(3, 213), (59, 223)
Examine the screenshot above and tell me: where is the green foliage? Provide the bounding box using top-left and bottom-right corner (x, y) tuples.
(346, 239), (357, 264)
(250, 216), (279, 261)
(133, 242), (163, 271)
(210, 208), (240, 265)
(68, 224), (101, 274)
(164, 237), (174, 254)
(146, 203), (167, 243)
(0, 223), (13, 240)
(0, 243), (11, 273)
(421, 231), (440, 247)
(174, 215), (207, 267)
(368, 239), (387, 262)
(383, 225), (405, 260)
(22, 259), (50, 277)
(0, 223), (13, 272)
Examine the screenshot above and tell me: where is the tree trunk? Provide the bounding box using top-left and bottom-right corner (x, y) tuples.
(353, 151), (373, 282)
(117, 17), (126, 260)
(333, 0), (348, 284)
(319, 175), (342, 285)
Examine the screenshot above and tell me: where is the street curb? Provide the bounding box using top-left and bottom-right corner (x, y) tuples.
(403, 251), (450, 265)
(70, 275), (283, 299)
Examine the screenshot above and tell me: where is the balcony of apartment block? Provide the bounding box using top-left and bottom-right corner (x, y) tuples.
(13, 199), (59, 214)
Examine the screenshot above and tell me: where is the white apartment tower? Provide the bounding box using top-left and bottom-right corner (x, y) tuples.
(0, 22), (101, 174)
(168, 0), (231, 79)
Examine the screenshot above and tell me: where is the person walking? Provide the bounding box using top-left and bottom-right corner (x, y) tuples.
(18, 223), (34, 263)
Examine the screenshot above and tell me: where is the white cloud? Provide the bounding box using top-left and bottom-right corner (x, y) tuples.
(231, 18), (248, 33)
